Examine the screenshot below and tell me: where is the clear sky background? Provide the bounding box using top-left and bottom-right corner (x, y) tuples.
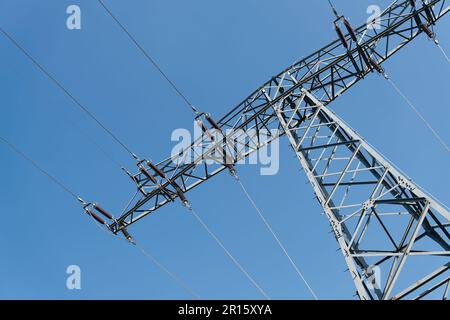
(0, 0), (449, 299)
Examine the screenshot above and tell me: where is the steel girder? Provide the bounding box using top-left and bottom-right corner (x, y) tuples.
(274, 89), (450, 300)
(110, 0), (449, 233)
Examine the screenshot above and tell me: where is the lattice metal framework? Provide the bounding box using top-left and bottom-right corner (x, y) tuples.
(274, 89), (450, 300)
(105, 0), (449, 299)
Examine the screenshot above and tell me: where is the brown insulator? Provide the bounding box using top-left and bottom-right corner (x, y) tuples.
(225, 163), (237, 177)
(368, 58), (384, 74)
(423, 4), (435, 25)
(147, 161), (167, 179)
(195, 118), (208, 134)
(421, 23), (435, 39)
(335, 23), (349, 50)
(205, 114), (222, 132)
(172, 184), (188, 205)
(139, 166), (158, 184)
(93, 203), (113, 220)
(85, 209), (106, 225)
(413, 14), (423, 28)
(343, 18), (358, 42)
(204, 114), (237, 177)
(120, 228), (134, 243)
(196, 118), (215, 141)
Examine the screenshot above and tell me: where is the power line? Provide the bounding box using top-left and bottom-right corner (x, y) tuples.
(66, 117), (124, 169)
(0, 135), (79, 199)
(102, 225), (200, 299)
(117, 191), (200, 299)
(100, 0), (329, 299)
(135, 242), (201, 299)
(190, 208), (271, 299)
(197, 132), (318, 298)
(387, 77), (450, 152)
(0, 135), (199, 298)
(97, 2), (277, 298)
(437, 43), (450, 64)
(0, 16), (270, 299)
(237, 178), (319, 300)
(94, 215), (201, 299)
(0, 26), (137, 158)
(97, 0), (199, 114)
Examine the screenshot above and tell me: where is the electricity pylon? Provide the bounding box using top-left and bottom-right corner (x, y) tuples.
(274, 88), (450, 300)
(104, 0), (449, 299)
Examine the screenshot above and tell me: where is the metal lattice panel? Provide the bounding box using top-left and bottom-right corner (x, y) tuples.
(274, 89), (450, 300)
(105, 0), (450, 300)
(110, 0), (449, 232)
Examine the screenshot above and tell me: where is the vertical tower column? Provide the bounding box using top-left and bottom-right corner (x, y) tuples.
(272, 88), (450, 300)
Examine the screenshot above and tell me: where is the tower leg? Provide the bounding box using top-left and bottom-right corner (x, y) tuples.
(272, 88), (450, 300)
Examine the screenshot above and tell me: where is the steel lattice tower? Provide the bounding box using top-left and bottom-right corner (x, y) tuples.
(274, 89), (450, 300)
(103, 0), (449, 299)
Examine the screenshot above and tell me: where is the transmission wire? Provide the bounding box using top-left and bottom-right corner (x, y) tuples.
(0, 135), (199, 299)
(99, 1), (449, 299)
(64, 116), (125, 169)
(0, 26), (137, 158)
(135, 242), (201, 299)
(97, 0), (198, 114)
(79, 197), (201, 299)
(116, 191), (200, 299)
(437, 43), (450, 64)
(98, 1), (274, 298)
(206, 138), (319, 298)
(387, 77), (450, 152)
(0, 135), (79, 199)
(190, 207), (270, 300)
(97, 1), (321, 299)
(237, 178), (319, 300)
(91, 216), (201, 299)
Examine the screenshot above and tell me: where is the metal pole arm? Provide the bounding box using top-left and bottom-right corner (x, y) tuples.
(110, 0), (449, 233)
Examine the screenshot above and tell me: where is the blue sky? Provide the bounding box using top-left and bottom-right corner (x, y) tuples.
(0, 0), (449, 299)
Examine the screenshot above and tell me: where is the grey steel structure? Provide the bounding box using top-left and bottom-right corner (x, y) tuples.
(274, 89), (450, 300)
(106, 0), (449, 299)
